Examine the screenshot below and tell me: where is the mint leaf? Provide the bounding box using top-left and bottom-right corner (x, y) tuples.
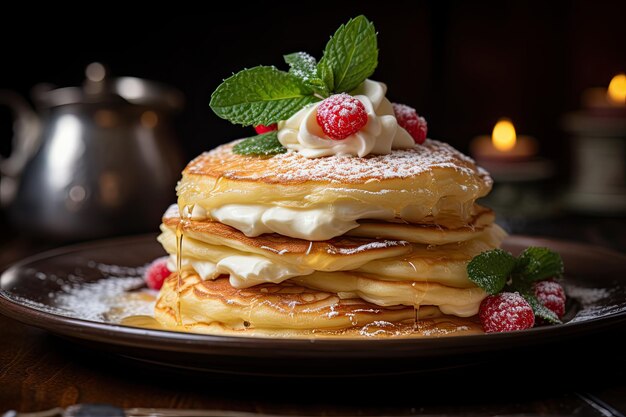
(284, 52), (318, 82)
(467, 249), (517, 295)
(210, 66), (319, 126)
(516, 287), (562, 324)
(284, 52), (329, 97)
(232, 131), (286, 156)
(318, 60), (334, 93)
(317, 15), (378, 93)
(514, 247), (564, 283)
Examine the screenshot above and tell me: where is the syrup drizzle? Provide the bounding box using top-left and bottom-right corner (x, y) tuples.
(175, 204), (195, 326)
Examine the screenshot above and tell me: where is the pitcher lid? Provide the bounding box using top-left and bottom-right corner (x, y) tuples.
(34, 62), (184, 111)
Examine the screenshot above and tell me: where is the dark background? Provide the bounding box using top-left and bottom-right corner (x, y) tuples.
(2, 1), (626, 165)
(1, 1), (625, 251)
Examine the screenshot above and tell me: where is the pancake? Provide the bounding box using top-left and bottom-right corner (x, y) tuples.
(291, 271), (486, 317)
(355, 224), (507, 286)
(154, 272), (484, 337)
(347, 206), (495, 244)
(161, 210), (412, 271)
(177, 139), (492, 229)
(158, 230), (316, 287)
(158, 219), (505, 288)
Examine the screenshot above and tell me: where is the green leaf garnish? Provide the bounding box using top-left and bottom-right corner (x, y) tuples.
(284, 52), (318, 81)
(317, 15), (378, 93)
(514, 247), (564, 283)
(210, 16), (379, 132)
(467, 249), (517, 295)
(284, 52), (329, 97)
(467, 246), (565, 325)
(210, 66), (319, 126)
(516, 285), (562, 324)
(318, 60), (334, 94)
(232, 131), (287, 156)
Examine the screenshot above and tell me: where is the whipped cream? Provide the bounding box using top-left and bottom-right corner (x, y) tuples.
(168, 254), (313, 289)
(277, 79), (414, 158)
(210, 202), (394, 241)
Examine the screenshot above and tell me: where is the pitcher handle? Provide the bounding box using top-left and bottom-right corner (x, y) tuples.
(0, 90), (41, 205)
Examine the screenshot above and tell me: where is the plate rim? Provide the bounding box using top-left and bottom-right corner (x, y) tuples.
(1, 234), (625, 358)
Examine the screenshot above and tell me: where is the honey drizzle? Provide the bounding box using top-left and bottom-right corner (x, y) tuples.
(175, 204), (195, 326)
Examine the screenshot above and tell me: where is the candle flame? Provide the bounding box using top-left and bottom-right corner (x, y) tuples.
(607, 73), (626, 104)
(492, 119), (516, 152)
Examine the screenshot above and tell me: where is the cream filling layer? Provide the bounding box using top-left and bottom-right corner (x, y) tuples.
(209, 202), (395, 241)
(168, 254), (314, 289)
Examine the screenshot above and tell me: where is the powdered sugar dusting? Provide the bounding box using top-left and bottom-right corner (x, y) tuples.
(3, 264), (155, 323)
(186, 139), (492, 185)
(288, 52), (317, 82)
(565, 283), (626, 323)
(565, 285), (611, 304)
(55, 277), (153, 322)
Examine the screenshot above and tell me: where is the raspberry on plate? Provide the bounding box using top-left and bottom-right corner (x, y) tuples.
(254, 124), (278, 134)
(144, 256), (171, 290)
(392, 103), (427, 144)
(479, 292), (535, 333)
(534, 280), (566, 318)
(316, 93), (368, 140)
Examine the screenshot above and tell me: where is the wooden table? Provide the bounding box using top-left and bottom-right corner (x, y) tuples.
(1, 214), (625, 415)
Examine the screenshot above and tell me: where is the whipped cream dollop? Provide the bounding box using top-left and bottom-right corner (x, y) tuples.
(168, 254), (313, 289)
(277, 79), (415, 158)
(211, 202), (394, 241)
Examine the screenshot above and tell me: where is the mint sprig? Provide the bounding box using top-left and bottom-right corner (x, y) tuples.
(514, 247), (564, 283)
(232, 131), (286, 156)
(210, 15), (380, 155)
(317, 15), (378, 93)
(517, 286), (562, 324)
(466, 249), (517, 295)
(284, 52), (329, 97)
(210, 66), (319, 126)
(467, 246), (564, 324)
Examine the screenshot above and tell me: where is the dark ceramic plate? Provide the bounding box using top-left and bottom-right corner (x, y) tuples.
(1, 234), (625, 377)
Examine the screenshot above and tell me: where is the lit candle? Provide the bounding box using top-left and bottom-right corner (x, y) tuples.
(470, 118), (538, 161)
(607, 73), (626, 105)
(582, 73), (626, 114)
(562, 73), (626, 214)
(470, 118), (553, 182)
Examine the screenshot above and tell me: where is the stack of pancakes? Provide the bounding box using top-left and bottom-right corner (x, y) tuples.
(155, 139), (504, 337)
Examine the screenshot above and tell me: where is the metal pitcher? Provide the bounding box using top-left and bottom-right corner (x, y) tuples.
(0, 63), (184, 241)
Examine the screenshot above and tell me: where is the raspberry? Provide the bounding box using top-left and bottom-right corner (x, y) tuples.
(479, 292), (535, 333)
(392, 103), (427, 144)
(316, 93), (368, 140)
(144, 256), (171, 290)
(254, 124), (277, 134)
(534, 280), (566, 318)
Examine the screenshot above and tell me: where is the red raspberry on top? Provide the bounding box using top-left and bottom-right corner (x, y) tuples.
(479, 292), (535, 333)
(144, 256), (171, 290)
(254, 124), (278, 134)
(534, 280), (566, 318)
(316, 93), (368, 140)
(392, 103), (427, 144)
